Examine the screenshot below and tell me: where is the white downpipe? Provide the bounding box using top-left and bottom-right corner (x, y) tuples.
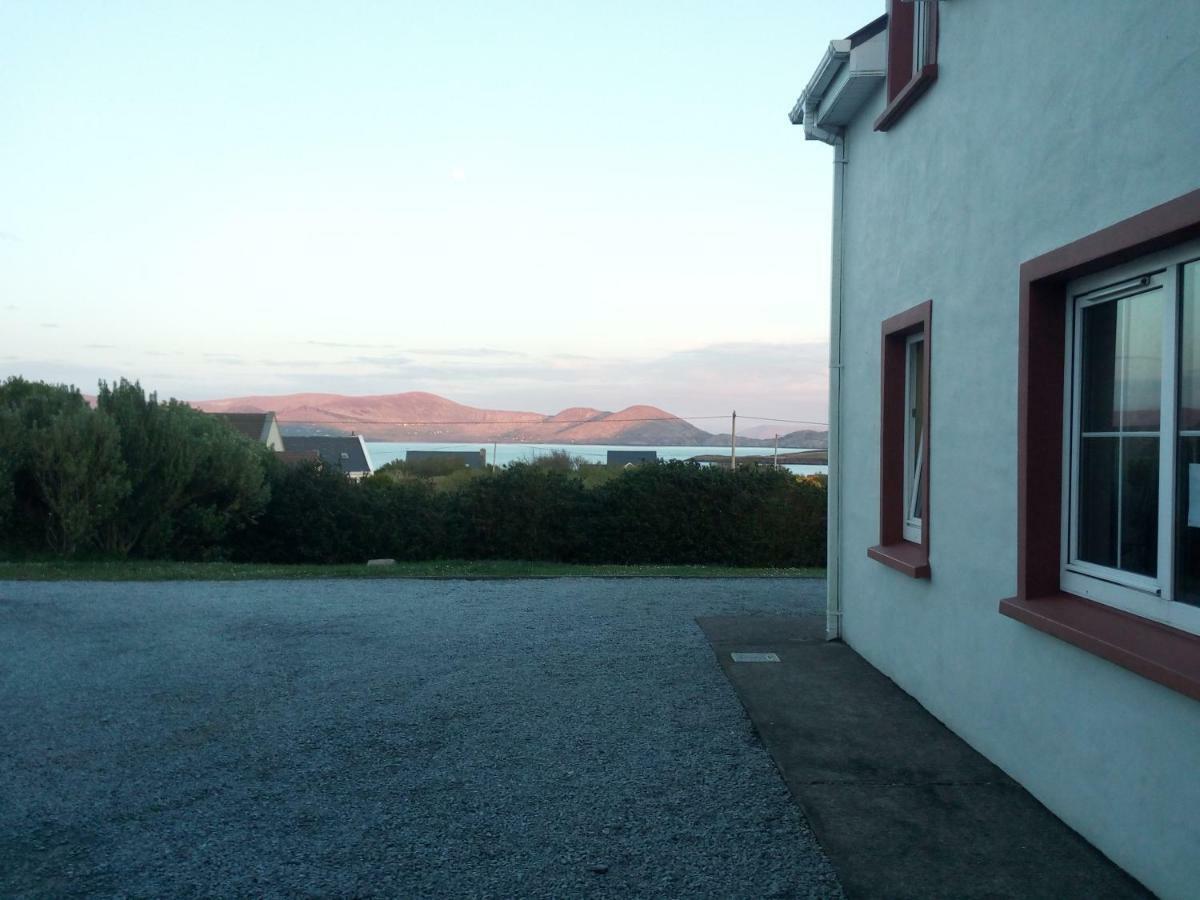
(826, 134), (847, 641)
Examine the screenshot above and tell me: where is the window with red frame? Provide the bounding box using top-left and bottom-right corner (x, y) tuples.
(875, 0), (939, 132)
(1002, 189), (1200, 702)
(869, 300), (932, 578)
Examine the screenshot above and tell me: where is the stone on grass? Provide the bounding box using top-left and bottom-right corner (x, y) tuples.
(366, 558), (396, 567)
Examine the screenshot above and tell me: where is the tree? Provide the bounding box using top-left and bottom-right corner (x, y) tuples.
(94, 379), (270, 558)
(29, 406), (128, 556)
(0, 377), (93, 552)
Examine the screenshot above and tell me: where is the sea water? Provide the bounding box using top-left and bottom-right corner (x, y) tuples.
(366, 441), (827, 476)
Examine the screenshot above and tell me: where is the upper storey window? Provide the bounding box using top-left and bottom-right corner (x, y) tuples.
(874, 0), (939, 132)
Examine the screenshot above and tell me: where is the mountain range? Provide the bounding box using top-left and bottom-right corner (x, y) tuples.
(192, 391), (827, 448)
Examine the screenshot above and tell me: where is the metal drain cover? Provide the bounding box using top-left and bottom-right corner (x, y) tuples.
(730, 652), (780, 663)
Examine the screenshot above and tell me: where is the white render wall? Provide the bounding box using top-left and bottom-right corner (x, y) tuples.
(831, 2), (1200, 896)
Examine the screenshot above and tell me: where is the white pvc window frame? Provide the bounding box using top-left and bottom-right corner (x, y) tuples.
(913, 0), (930, 73)
(1060, 238), (1200, 634)
(903, 333), (925, 544)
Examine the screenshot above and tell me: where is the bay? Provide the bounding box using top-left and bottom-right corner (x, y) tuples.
(366, 441), (827, 476)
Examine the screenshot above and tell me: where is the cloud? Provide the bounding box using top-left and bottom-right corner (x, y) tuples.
(310, 341), (830, 423)
(303, 340), (385, 349)
(427, 348), (528, 359)
(352, 355), (412, 368)
(84, 343), (117, 350)
(3, 340), (831, 425)
(40, 323), (59, 329)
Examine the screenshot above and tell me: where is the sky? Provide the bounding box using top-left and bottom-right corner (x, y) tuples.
(1, 1), (883, 427)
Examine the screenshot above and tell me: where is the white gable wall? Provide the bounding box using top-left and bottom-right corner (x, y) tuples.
(832, 2), (1200, 896)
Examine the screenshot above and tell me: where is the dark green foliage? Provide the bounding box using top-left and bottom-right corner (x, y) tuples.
(96, 379), (269, 557)
(377, 455), (482, 478)
(445, 463), (591, 561)
(0, 377), (269, 560)
(247, 459), (827, 567)
(528, 450), (582, 472)
(28, 405), (129, 556)
(0, 377), (826, 567)
(237, 462), (446, 564)
(586, 463), (825, 567)
(0, 377), (121, 554)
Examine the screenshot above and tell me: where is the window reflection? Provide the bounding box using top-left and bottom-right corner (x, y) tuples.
(1178, 262), (1200, 605)
(1077, 289), (1161, 576)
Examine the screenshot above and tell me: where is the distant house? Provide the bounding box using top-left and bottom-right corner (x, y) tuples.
(406, 449), (487, 470)
(209, 412), (285, 451)
(282, 436), (374, 479)
(607, 450), (657, 468)
(277, 449), (322, 467)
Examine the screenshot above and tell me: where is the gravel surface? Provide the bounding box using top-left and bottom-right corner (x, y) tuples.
(0, 578), (840, 899)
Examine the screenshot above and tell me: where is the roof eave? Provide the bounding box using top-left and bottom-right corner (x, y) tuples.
(789, 16), (889, 144)
(789, 39), (852, 127)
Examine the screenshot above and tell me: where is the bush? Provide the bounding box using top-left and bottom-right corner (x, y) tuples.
(0, 377), (269, 560)
(0, 378), (827, 568)
(96, 379), (270, 558)
(377, 455), (479, 478)
(585, 462), (824, 566)
(237, 462), (445, 564)
(444, 463), (592, 561)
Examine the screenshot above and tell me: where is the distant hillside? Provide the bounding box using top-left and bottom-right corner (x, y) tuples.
(192, 391), (827, 448)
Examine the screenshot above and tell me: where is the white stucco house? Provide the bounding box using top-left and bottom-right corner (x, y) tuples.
(792, 2), (1200, 896)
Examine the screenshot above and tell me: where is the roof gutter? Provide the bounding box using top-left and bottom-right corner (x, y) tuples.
(788, 39), (851, 145)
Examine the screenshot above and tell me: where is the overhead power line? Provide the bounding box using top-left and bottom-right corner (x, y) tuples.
(273, 414), (829, 427)
(737, 415), (828, 427)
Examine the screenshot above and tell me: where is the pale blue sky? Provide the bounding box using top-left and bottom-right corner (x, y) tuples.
(1, 1), (882, 423)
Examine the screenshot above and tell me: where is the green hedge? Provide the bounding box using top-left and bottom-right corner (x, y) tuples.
(0, 378), (826, 567)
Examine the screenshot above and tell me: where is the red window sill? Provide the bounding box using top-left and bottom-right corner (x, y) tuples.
(874, 64), (938, 132)
(868, 541), (930, 579)
(1000, 593), (1200, 702)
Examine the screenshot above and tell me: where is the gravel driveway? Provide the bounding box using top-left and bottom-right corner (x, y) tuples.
(0, 578), (840, 898)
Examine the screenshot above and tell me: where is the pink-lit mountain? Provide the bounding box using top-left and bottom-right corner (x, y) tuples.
(192, 391), (826, 447)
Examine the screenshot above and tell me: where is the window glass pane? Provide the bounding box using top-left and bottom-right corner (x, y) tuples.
(1078, 436), (1118, 568)
(1078, 436), (1159, 575)
(1076, 290), (1161, 578)
(1177, 438), (1200, 606)
(1080, 290), (1162, 433)
(913, 3), (927, 72)
(1178, 262), (1200, 605)
(1119, 436), (1159, 577)
(906, 338), (925, 525)
(1181, 261), (1200, 431)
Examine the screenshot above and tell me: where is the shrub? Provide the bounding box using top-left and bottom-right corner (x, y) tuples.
(444, 462), (592, 561)
(96, 379), (270, 558)
(0, 377), (827, 568)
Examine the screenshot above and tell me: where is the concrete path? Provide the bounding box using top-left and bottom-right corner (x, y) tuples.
(698, 615), (1152, 900)
(0, 578), (840, 899)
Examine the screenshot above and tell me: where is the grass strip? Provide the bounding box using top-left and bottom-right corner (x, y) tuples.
(0, 559), (825, 582)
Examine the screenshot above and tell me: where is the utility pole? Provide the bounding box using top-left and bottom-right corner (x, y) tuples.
(492, 442), (499, 471)
(730, 411), (737, 471)
(774, 433), (779, 470)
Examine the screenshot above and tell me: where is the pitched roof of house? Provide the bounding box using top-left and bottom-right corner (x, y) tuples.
(607, 449), (658, 465)
(278, 449), (322, 466)
(282, 436), (374, 474)
(211, 412), (277, 444)
(406, 449), (487, 468)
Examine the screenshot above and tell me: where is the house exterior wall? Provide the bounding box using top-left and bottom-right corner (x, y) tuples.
(264, 418), (285, 452)
(832, 2), (1200, 896)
